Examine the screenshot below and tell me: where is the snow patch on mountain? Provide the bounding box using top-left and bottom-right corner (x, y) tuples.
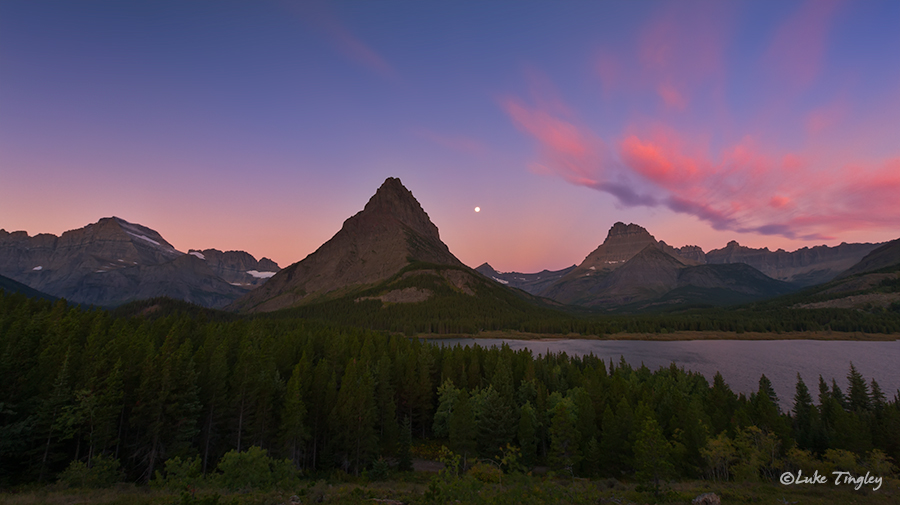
(125, 231), (161, 247)
(189, 251), (206, 260)
(246, 270), (276, 279)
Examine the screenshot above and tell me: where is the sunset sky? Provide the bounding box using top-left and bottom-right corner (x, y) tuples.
(2, 0), (899, 272)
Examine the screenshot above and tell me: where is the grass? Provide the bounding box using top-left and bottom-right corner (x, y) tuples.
(1, 476), (897, 505)
(419, 329), (900, 341)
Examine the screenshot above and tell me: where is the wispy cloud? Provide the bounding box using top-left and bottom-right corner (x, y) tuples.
(762, 0), (843, 91)
(292, 2), (398, 80)
(414, 128), (486, 155)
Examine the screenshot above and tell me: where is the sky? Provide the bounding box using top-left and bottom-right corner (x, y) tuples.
(2, 0), (899, 272)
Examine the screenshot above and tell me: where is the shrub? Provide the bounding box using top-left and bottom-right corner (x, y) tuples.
(467, 461), (502, 483)
(58, 454), (122, 488)
(366, 457), (391, 481)
(153, 455), (202, 490)
(216, 446), (297, 491)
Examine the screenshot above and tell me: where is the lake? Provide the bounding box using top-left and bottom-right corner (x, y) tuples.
(426, 338), (900, 410)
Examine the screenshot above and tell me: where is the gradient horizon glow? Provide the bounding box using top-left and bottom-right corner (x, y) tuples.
(2, 1), (899, 272)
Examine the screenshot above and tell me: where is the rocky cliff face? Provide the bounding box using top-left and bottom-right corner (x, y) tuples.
(579, 222), (659, 271)
(229, 177), (465, 313)
(0, 217), (276, 308)
(835, 238), (900, 278)
(189, 249), (280, 288)
(704, 241), (880, 286)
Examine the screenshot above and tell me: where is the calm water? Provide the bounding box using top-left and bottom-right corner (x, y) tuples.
(426, 338), (900, 410)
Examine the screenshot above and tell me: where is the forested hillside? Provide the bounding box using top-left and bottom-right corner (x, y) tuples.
(1, 290), (898, 490)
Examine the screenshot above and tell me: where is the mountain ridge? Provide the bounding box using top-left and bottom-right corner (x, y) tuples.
(0, 217), (279, 308)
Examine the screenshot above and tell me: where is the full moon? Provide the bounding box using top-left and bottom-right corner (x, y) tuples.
(474, 206), (480, 213)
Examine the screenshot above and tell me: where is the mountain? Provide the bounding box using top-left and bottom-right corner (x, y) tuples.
(769, 238), (900, 311)
(704, 240), (880, 286)
(540, 223), (697, 304)
(230, 177), (465, 312)
(835, 238), (900, 278)
(474, 263), (576, 295)
(0, 217), (279, 308)
(533, 223), (794, 309)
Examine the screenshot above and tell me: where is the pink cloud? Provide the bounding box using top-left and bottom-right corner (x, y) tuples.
(502, 94), (900, 242)
(762, 0), (843, 90)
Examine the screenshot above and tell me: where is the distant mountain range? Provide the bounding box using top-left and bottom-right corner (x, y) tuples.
(0, 217), (279, 308)
(1, 178), (896, 314)
(479, 221), (884, 310)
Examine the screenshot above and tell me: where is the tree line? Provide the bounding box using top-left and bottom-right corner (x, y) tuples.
(0, 290), (898, 489)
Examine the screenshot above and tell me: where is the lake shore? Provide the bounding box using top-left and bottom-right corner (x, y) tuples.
(418, 329), (900, 341)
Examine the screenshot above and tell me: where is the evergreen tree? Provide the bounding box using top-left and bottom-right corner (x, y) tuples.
(847, 363), (870, 413)
(634, 416), (673, 497)
(517, 402), (538, 466)
(432, 379), (460, 439)
(475, 386), (516, 457)
(757, 374), (779, 413)
(792, 373), (817, 450)
(397, 415), (412, 472)
(547, 398), (580, 474)
(375, 354), (399, 456)
(331, 359), (378, 476)
(449, 391), (476, 466)
(280, 362), (308, 468)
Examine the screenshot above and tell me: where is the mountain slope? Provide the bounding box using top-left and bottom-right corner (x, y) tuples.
(230, 177), (465, 312)
(836, 238), (900, 278)
(0, 273), (56, 301)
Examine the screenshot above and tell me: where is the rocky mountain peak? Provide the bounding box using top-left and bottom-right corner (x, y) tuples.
(356, 177), (441, 242)
(229, 177), (463, 312)
(605, 222), (653, 242)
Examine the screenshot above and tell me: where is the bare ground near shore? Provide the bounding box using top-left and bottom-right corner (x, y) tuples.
(418, 329), (900, 341)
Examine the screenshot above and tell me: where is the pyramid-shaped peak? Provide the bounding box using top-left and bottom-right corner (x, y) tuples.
(605, 222), (653, 242)
(355, 177), (441, 242)
(365, 177), (421, 210)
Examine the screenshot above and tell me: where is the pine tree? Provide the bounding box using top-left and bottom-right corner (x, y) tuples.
(397, 416), (413, 472)
(432, 379), (460, 439)
(517, 402), (538, 466)
(280, 362), (309, 468)
(792, 373), (816, 450)
(847, 363), (870, 413)
(757, 374), (779, 413)
(331, 359), (377, 476)
(548, 399), (580, 474)
(375, 354), (399, 456)
(634, 417), (673, 497)
(449, 391), (477, 466)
